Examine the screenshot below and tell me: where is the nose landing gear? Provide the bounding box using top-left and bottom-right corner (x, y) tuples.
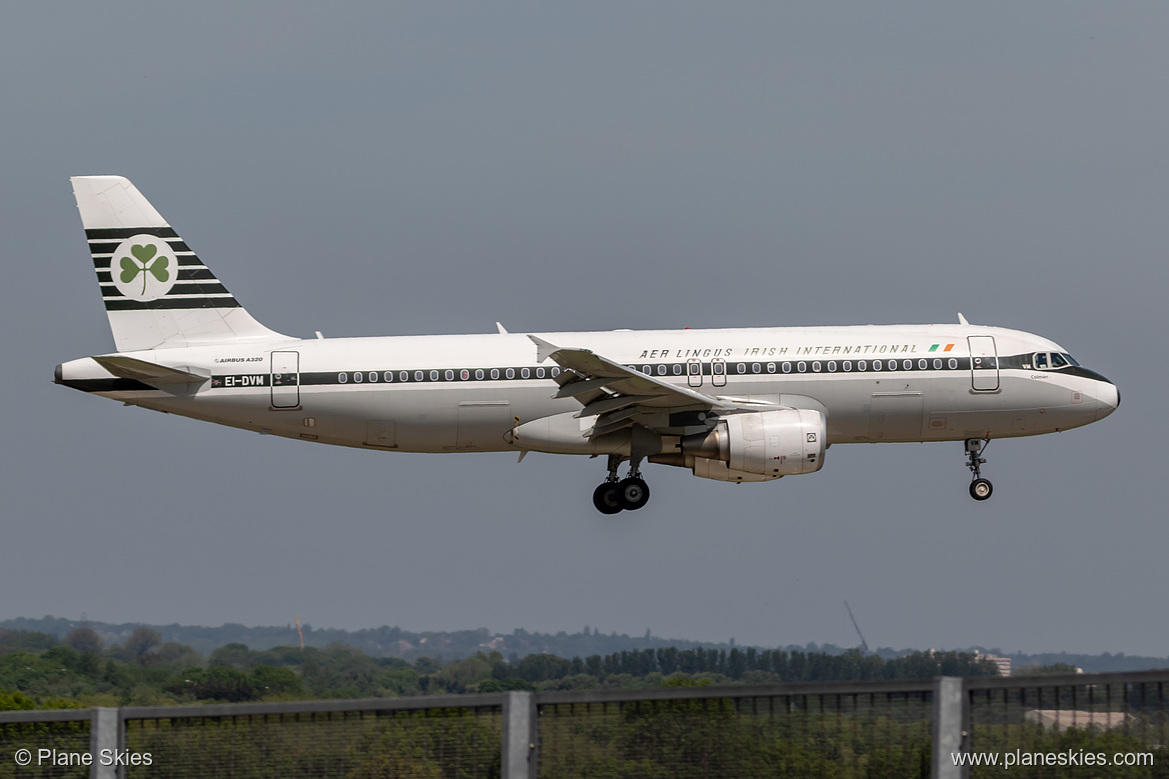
(592, 454), (651, 514)
(965, 438), (993, 501)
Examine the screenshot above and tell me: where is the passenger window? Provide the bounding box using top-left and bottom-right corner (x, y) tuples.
(536, 367), (546, 379)
(918, 359), (927, 370)
(873, 360), (882, 371)
(414, 371), (424, 382)
(827, 361), (836, 372)
(812, 361), (821, 372)
(736, 363), (746, 374)
(657, 365), (666, 376)
(858, 361), (867, 371)
(400, 371), (409, 382)
(673, 364), (682, 375)
(521, 367), (530, 379)
(338, 372), (348, 384)
(490, 369), (500, 380)
(384, 371), (394, 382)
(461, 370), (470, 380)
(797, 361), (807, 372)
(843, 361), (852, 372)
(445, 370), (454, 381)
(475, 369), (485, 380)
(752, 363), (761, 374)
(782, 362), (791, 373)
(767, 362), (776, 374)
(948, 358), (957, 369)
(369, 372), (378, 382)
(430, 370), (439, 381)
(505, 368), (515, 379)
(932, 359), (942, 370)
(354, 372), (362, 383)
(903, 360), (912, 370)
(888, 360), (897, 371)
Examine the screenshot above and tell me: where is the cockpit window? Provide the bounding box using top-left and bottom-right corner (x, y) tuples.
(1033, 351), (1079, 370)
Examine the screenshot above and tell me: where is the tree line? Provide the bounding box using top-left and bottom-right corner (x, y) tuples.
(0, 626), (1004, 710)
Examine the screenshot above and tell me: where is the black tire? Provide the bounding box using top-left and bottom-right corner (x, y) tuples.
(593, 482), (623, 514)
(617, 477), (650, 511)
(969, 478), (993, 501)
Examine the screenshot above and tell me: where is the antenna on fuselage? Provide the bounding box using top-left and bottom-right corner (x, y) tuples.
(957, 313), (970, 326)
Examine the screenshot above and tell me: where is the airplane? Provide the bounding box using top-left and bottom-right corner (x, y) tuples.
(56, 176), (1120, 513)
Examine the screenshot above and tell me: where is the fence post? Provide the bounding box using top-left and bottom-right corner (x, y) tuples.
(501, 691), (537, 779)
(932, 676), (968, 779)
(89, 707), (120, 779)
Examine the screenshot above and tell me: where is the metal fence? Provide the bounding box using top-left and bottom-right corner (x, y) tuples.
(2, 670), (1167, 778)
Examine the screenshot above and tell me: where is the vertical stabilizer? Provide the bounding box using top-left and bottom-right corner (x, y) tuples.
(72, 176), (288, 351)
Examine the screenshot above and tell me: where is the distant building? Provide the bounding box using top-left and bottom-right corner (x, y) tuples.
(1025, 710), (1132, 732)
(977, 653), (1012, 677)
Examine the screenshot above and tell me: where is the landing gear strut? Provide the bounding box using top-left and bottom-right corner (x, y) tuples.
(965, 438), (993, 501)
(592, 454), (651, 514)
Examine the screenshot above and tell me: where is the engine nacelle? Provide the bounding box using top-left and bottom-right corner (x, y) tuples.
(725, 408), (826, 476)
(650, 409), (826, 481)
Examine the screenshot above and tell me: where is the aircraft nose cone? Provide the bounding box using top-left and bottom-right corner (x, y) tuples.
(1096, 380), (1119, 420)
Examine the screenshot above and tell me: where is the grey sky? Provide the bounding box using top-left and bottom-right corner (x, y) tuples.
(1, 3), (1164, 656)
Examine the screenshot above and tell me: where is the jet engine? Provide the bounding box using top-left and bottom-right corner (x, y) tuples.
(650, 409), (826, 482)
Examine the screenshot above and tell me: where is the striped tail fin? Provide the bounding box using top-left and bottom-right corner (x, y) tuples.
(71, 176), (287, 352)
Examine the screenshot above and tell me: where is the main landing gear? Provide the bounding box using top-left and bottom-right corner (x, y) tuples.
(592, 454), (651, 514)
(965, 438), (993, 501)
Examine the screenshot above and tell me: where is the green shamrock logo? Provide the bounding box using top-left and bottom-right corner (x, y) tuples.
(119, 244), (170, 296)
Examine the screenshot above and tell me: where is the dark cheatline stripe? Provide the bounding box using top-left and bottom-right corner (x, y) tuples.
(85, 227), (179, 240)
(160, 351), (1110, 396)
(104, 297), (240, 311)
(101, 282), (231, 298)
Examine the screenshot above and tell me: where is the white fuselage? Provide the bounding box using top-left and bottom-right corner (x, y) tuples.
(57, 322), (1119, 454)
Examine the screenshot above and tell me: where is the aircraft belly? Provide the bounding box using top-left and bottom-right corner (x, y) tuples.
(299, 384), (568, 453)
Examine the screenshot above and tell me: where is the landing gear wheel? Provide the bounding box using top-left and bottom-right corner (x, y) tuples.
(964, 439), (993, 501)
(617, 477), (650, 511)
(969, 478), (993, 501)
(593, 482), (623, 514)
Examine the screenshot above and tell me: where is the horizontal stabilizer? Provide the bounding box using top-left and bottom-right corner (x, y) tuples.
(92, 355), (210, 387)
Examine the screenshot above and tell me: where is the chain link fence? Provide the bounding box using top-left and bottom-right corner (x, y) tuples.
(2, 671), (1167, 778)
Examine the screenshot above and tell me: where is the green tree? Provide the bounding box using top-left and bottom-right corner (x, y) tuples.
(62, 627), (103, 655)
(123, 627), (162, 663)
(251, 665), (303, 697)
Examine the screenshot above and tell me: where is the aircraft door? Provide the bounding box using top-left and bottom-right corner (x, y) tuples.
(687, 359), (702, 387)
(271, 351), (300, 408)
(968, 336), (999, 391)
(711, 358), (727, 387)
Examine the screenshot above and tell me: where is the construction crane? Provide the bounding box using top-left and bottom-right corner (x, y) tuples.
(844, 600), (869, 654)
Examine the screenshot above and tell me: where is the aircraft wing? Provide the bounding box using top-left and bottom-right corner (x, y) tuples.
(530, 335), (750, 438)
